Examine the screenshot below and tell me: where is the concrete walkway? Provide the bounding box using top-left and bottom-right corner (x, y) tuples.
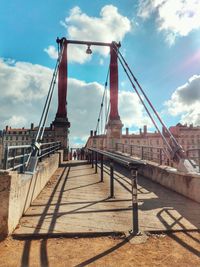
(14, 162), (200, 236)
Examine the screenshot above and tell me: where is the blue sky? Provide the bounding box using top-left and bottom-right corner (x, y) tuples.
(0, 0), (200, 145)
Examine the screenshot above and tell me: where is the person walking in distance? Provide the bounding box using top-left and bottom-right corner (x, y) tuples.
(73, 151), (77, 160)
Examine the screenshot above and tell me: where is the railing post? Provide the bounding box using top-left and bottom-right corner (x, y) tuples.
(20, 147), (25, 173)
(110, 161), (114, 198)
(91, 151), (94, 168)
(141, 146), (144, 160)
(198, 149), (200, 173)
(11, 149), (16, 169)
(100, 154), (103, 182)
(95, 152), (98, 173)
(130, 145), (133, 156)
(130, 168), (139, 234)
(159, 149), (162, 165)
(4, 145), (9, 170)
(89, 152), (91, 164)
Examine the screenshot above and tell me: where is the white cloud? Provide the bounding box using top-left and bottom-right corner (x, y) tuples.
(0, 58), (52, 102)
(44, 46), (58, 59)
(0, 58), (152, 146)
(0, 58), (53, 129)
(166, 74), (200, 125)
(45, 5), (131, 63)
(119, 90), (152, 128)
(4, 115), (27, 128)
(137, 0), (200, 45)
(99, 58), (104, 65)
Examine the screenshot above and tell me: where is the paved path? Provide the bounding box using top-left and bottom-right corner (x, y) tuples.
(14, 162), (200, 236)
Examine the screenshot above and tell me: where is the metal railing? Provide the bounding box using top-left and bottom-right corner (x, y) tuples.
(186, 148), (200, 172)
(38, 141), (61, 160)
(87, 148), (145, 235)
(115, 143), (200, 172)
(3, 141), (61, 173)
(116, 143), (168, 165)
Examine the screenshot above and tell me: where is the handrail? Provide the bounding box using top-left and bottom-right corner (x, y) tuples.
(2, 141), (61, 173)
(88, 148), (146, 169)
(87, 147), (145, 235)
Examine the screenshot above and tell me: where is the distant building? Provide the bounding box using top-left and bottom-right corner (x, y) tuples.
(1, 123), (59, 166)
(86, 123), (200, 166)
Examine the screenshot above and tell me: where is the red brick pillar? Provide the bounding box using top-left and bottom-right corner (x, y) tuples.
(56, 39), (67, 118)
(109, 43), (120, 120)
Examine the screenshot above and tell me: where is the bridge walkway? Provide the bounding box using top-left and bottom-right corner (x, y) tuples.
(13, 161), (200, 237)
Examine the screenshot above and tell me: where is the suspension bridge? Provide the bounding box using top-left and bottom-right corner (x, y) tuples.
(1, 38), (200, 245)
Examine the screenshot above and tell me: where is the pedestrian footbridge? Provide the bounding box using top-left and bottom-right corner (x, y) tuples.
(1, 150), (199, 240)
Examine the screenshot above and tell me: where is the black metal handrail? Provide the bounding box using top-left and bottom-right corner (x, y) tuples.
(88, 148), (146, 235)
(3, 141), (61, 173)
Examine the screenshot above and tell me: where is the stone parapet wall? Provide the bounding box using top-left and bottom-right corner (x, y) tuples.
(139, 162), (200, 203)
(0, 152), (61, 238)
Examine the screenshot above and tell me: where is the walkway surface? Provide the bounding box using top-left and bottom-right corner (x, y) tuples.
(14, 162), (200, 236)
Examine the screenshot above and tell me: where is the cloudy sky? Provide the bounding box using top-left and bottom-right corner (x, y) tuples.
(0, 0), (200, 146)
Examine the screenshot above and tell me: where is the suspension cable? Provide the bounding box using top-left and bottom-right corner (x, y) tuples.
(113, 43), (181, 150)
(95, 67), (110, 133)
(35, 40), (65, 143)
(112, 46), (173, 156)
(26, 40), (65, 170)
(104, 102), (110, 134)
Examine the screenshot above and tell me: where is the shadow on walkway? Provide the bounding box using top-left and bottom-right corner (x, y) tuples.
(20, 166), (69, 267)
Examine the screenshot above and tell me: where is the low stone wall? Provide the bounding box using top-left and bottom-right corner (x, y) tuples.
(0, 152), (60, 238)
(139, 162), (200, 203)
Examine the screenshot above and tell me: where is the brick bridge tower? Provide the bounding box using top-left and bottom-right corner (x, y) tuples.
(53, 38), (70, 154)
(106, 42), (123, 151)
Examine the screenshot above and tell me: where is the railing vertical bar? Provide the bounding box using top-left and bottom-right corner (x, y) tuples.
(95, 152), (98, 173)
(159, 149), (162, 165)
(4, 146), (9, 170)
(12, 149), (16, 169)
(100, 154), (104, 182)
(20, 148), (25, 173)
(91, 151), (94, 168)
(110, 161), (114, 198)
(130, 168), (139, 234)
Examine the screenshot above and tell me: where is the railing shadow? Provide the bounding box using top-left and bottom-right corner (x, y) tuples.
(75, 235), (130, 267)
(157, 209), (200, 257)
(110, 162), (200, 230)
(20, 166), (69, 267)
(138, 177), (200, 230)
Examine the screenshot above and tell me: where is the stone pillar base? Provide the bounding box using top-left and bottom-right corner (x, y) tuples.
(52, 117), (70, 156)
(106, 119), (123, 151)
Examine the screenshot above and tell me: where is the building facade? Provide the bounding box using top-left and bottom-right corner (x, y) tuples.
(86, 123), (200, 166)
(0, 122), (62, 166)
